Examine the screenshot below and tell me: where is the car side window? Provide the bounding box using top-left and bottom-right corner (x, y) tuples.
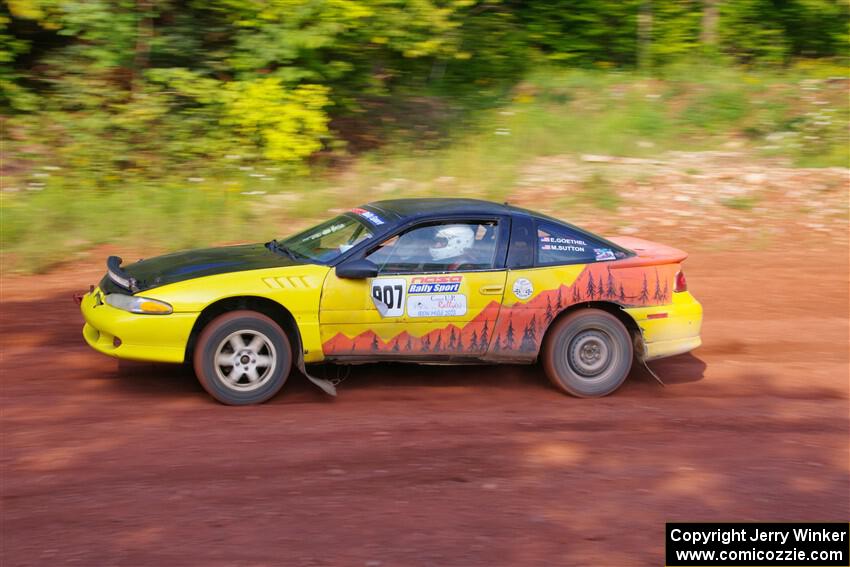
(367, 221), (500, 273)
(537, 222), (624, 266)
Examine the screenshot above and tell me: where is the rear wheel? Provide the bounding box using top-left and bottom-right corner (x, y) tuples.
(193, 310), (292, 405)
(543, 309), (633, 397)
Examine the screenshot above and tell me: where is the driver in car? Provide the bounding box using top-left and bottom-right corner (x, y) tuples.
(429, 225), (476, 270)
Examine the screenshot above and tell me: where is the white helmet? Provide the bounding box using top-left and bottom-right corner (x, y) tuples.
(429, 225), (475, 261)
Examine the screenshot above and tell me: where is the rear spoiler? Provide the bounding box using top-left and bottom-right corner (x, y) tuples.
(107, 256), (140, 293)
(606, 237), (688, 269)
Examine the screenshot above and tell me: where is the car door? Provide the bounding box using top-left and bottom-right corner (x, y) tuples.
(319, 218), (509, 359)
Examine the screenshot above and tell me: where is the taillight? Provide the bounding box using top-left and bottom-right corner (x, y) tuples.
(674, 270), (688, 293)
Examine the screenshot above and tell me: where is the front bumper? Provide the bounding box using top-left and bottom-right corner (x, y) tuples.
(624, 291), (703, 361)
(80, 288), (197, 363)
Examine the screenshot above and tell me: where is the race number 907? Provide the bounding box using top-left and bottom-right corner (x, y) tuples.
(371, 278), (406, 317)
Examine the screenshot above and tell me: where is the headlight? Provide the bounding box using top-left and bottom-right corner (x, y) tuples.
(105, 293), (173, 314)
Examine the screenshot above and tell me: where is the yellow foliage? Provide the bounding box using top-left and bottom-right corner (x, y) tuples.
(221, 79), (330, 166)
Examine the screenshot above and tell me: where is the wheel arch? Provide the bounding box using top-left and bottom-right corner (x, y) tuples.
(185, 296), (302, 364)
(541, 301), (642, 357)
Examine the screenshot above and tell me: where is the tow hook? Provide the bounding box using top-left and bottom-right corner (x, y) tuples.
(73, 285), (94, 305)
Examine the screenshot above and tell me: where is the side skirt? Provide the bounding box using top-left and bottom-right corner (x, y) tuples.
(322, 354), (496, 365)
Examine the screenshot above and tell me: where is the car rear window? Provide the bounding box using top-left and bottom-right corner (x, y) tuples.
(536, 221), (625, 266)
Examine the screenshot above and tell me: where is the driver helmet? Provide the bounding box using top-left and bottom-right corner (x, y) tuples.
(429, 225), (475, 261)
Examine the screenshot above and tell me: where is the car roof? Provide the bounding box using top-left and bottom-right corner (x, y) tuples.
(366, 198), (523, 221)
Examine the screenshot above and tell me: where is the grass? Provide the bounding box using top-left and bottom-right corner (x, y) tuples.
(1, 180), (258, 272)
(2, 62), (848, 273)
(579, 173), (621, 211)
(721, 195), (760, 211)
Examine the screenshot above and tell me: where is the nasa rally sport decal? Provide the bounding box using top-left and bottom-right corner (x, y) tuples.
(408, 275), (462, 294)
(512, 277), (534, 300)
(370, 278), (406, 317)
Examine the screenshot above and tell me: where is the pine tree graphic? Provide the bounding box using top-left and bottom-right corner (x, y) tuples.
(421, 335), (431, 352)
(638, 274), (650, 303)
(391, 338), (400, 352)
(605, 266), (617, 299)
(662, 279), (669, 302)
(433, 332), (443, 353)
(480, 321), (489, 349)
(586, 272), (597, 299)
(371, 335), (380, 352)
(405, 336), (413, 351)
(572, 283), (581, 304)
(470, 330), (479, 352)
(598, 274), (604, 299)
(619, 283), (626, 302)
(544, 296), (554, 324)
(457, 334), (464, 352)
(520, 315), (538, 352)
(448, 328), (457, 350)
(653, 269), (664, 302)
(504, 318), (515, 350)
(556, 287), (564, 309)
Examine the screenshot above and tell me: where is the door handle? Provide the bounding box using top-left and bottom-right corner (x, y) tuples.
(479, 285), (504, 295)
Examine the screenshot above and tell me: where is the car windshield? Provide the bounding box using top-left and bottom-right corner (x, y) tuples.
(278, 215), (374, 263)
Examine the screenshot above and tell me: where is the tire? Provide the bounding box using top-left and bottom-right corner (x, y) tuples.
(193, 310), (292, 405)
(542, 309), (633, 398)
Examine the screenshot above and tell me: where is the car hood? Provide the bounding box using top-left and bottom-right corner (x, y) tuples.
(100, 243), (308, 293)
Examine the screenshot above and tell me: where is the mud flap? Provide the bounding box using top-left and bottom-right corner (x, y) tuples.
(296, 355), (337, 396)
(633, 329), (665, 387)
(642, 360), (665, 387)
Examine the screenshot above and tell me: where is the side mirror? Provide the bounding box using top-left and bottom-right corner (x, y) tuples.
(335, 258), (378, 279)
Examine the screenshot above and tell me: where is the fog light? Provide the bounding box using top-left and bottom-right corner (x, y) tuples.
(113, 336), (122, 348)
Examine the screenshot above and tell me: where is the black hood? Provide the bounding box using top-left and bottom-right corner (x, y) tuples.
(100, 243), (307, 293)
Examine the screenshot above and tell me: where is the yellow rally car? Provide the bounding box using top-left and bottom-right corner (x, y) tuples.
(80, 199), (702, 405)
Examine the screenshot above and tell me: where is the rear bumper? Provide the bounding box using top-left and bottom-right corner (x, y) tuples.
(624, 291), (703, 361)
(80, 288), (197, 363)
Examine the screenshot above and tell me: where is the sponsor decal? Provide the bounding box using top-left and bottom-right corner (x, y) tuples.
(594, 248), (616, 261)
(408, 275), (463, 294)
(301, 222), (346, 242)
(351, 207), (385, 226)
(371, 278), (406, 317)
(407, 294), (468, 318)
(512, 277), (534, 300)
(409, 282), (461, 294)
(411, 275), (463, 283)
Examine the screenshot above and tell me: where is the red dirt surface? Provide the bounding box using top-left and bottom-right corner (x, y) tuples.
(2, 239), (848, 566)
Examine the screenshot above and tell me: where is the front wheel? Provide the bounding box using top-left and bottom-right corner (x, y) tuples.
(542, 309), (633, 397)
(193, 311), (292, 405)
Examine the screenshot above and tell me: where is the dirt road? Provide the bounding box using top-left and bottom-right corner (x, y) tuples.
(2, 239), (848, 566)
